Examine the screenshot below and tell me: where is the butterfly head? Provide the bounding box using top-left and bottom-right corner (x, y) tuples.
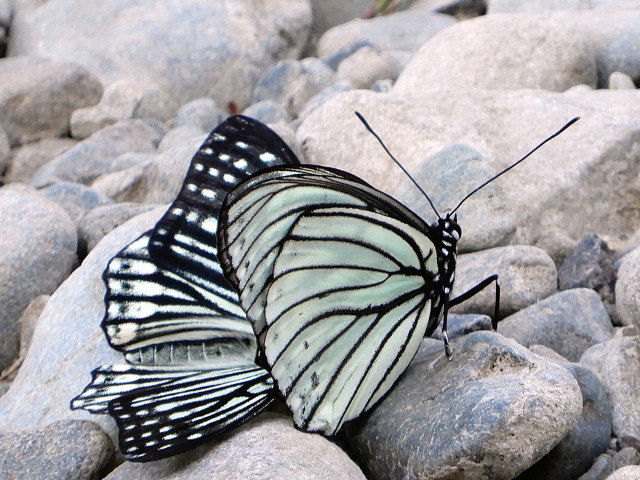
(435, 213), (461, 254)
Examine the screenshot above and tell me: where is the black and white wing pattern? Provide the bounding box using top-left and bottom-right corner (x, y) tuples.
(218, 166), (459, 435)
(71, 363), (273, 461)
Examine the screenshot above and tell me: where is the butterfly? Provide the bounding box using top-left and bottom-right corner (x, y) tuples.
(216, 113), (580, 436)
(71, 115), (299, 461)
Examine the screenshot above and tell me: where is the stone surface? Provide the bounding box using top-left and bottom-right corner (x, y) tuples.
(533, 226), (578, 267)
(581, 336), (640, 439)
(0, 184), (77, 371)
(105, 414), (365, 480)
(18, 294), (49, 359)
(346, 331), (583, 480)
(394, 14), (596, 92)
(4, 137), (77, 183)
(0, 209), (164, 438)
(173, 97), (224, 133)
(29, 119), (165, 187)
(0, 56), (102, 146)
(336, 46), (396, 89)
(90, 160), (155, 203)
(10, 1), (311, 116)
(430, 313), (493, 341)
(558, 234), (616, 303)
(609, 71), (636, 90)
(616, 247), (640, 331)
(579, 454), (615, 480)
(41, 182), (113, 224)
(317, 9), (456, 56)
(242, 99), (291, 125)
(498, 288), (613, 361)
(309, 0), (374, 36)
(605, 465), (640, 480)
(612, 447), (640, 471)
(452, 245), (557, 318)
(0, 420), (115, 480)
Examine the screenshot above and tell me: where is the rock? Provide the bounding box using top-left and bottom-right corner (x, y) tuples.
(0, 126), (9, 174)
(158, 126), (206, 153)
(78, 203), (160, 252)
(296, 80), (354, 122)
(518, 362), (613, 480)
(0, 420), (115, 480)
(174, 98), (224, 133)
(430, 313), (493, 341)
(336, 46), (397, 89)
(394, 14), (596, 92)
(70, 80), (148, 139)
(579, 454), (615, 480)
(309, 0), (374, 36)
(18, 294), (49, 359)
(533, 226), (577, 266)
(612, 447), (640, 470)
(4, 137), (77, 183)
(346, 331), (583, 480)
(581, 336), (640, 439)
(0, 184), (77, 371)
(452, 245), (557, 318)
(29, 119), (165, 187)
(295, 87), (640, 247)
(605, 465), (640, 480)
(609, 72), (636, 90)
(10, 1), (311, 115)
(253, 58), (336, 118)
(0, 208), (164, 438)
(0, 56), (103, 146)
(487, 0), (593, 13)
(616, 247), (640, 330)
(317, 10), (456, 56)
(498, 288), (613, 361)
(558, 234), (616, 303)
(242, 100), (291, 125)
(90, 160), (154, 203)
(41, 182), (113, 224)
(322, 40), (377, 71)
(105, 414), (365, 480)
(0, 0), (10, 28)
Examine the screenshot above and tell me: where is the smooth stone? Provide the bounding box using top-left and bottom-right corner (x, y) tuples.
(105, 414), (365, 480)
(317, 9), (456, 56)
(0, 56), (102, 146)
(532, 226), (577, 266)
(616, 247), (640, 330)
(242, 99), (291, 125)
(612, 447), (640, 470)
(309, 0), (374, 36)
(0, 208), (164, 439)
(29, 119), (165, 187)
(296, 80), (354, 123)
(18, 294), (49, 359)
(0, 420), (114, 480)
(487, 0), (593, 13)
(452, 245), (557, 318)
(70, 80), (148, 139)
(609, 71), (636, 90)
(581, 336), (640, 439)
(173, 97), (224, 133)
(158, 126), (206, 152)
(90, 160), (155, 203)
(430, 313), (493, 341)
(558, 234), (616, 303)
(336, 46), (397, 89)
(498, 288), (613, 361)
(322, 40), (377, 71)
(579, 453), (615, 480)
(394, 14), (596, 92)
(346, 331), (583, 480)
(10, 1), (311, 115)
(0, 184), (77, 371)
(605, 465), (640, 480)
(4, 137), (77, 183)
(41, 182), (113, 224)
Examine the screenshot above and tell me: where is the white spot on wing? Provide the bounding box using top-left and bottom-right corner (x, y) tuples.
(223, 173), (236, 183)
(203, 147), (213, 155)
(235, 141), (249, 149)
(201, 189), (216, 199)
(259, 152), (276, 162)
(233, 159), (248, 170)
(208, 167), (219, 177)
(218, 154), (231, 162)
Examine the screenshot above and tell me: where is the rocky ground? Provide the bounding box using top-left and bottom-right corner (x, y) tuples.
(0, 1), (639, 479)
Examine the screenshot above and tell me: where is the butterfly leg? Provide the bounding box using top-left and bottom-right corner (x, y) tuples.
(449, 274), (500, 329)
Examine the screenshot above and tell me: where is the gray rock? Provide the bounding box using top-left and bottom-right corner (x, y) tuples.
(4, 137), (77, 183)
(371, 79), (393, 93)
(29, 119), (165, 187)
(616, 247), (640, 330)
(609, 72), (636, 90)
(174, 98), (224, 132)
(392, 142), (516, 251)
(90, 160), (154, 203)
(612, 447), (640, 470)
(0, 208), (164, 438)
(158, 126), (206, 152)
(487, 0), (594, 13)
(558, 234), (616, 303)
(322, 40), (377, 71)
(0, 184), (77, 371)
(10, 1), (311, 116)
(78, 203), (160, 252)
(0, 420), (114, 480)
(41, 182), (113, 224)
(318, 9), (456, 56)
(296, 80), (354, 122)
(452, 245), (557, 318)
(242, 100), (291, 125)
(498, 288), (613, 361)
(70, 80), (148, 139)
(18, 294), (49, 359)
(346, 331), (583, 480)
(394, 14), (596, 92)
(253, 58), (336, 118)
(309, 0), (374, 36)
(579, 454), (615, 480)
(533, 226), (577, 267)
(581, 336), (640, 439)
(606, 465), (640, 480)
(519, 363), (613, 480)
(0, 56), (102, 146)
(430, 313), (493, 341)
(105, 414), (365, 480)
(336, 46), (397, 89)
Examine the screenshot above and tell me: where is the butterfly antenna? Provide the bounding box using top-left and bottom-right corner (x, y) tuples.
(355, 112), (441, 219)
(450, 117), (580, 215)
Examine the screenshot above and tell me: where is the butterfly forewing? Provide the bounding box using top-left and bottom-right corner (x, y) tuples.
(218, 166), (440, 434)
